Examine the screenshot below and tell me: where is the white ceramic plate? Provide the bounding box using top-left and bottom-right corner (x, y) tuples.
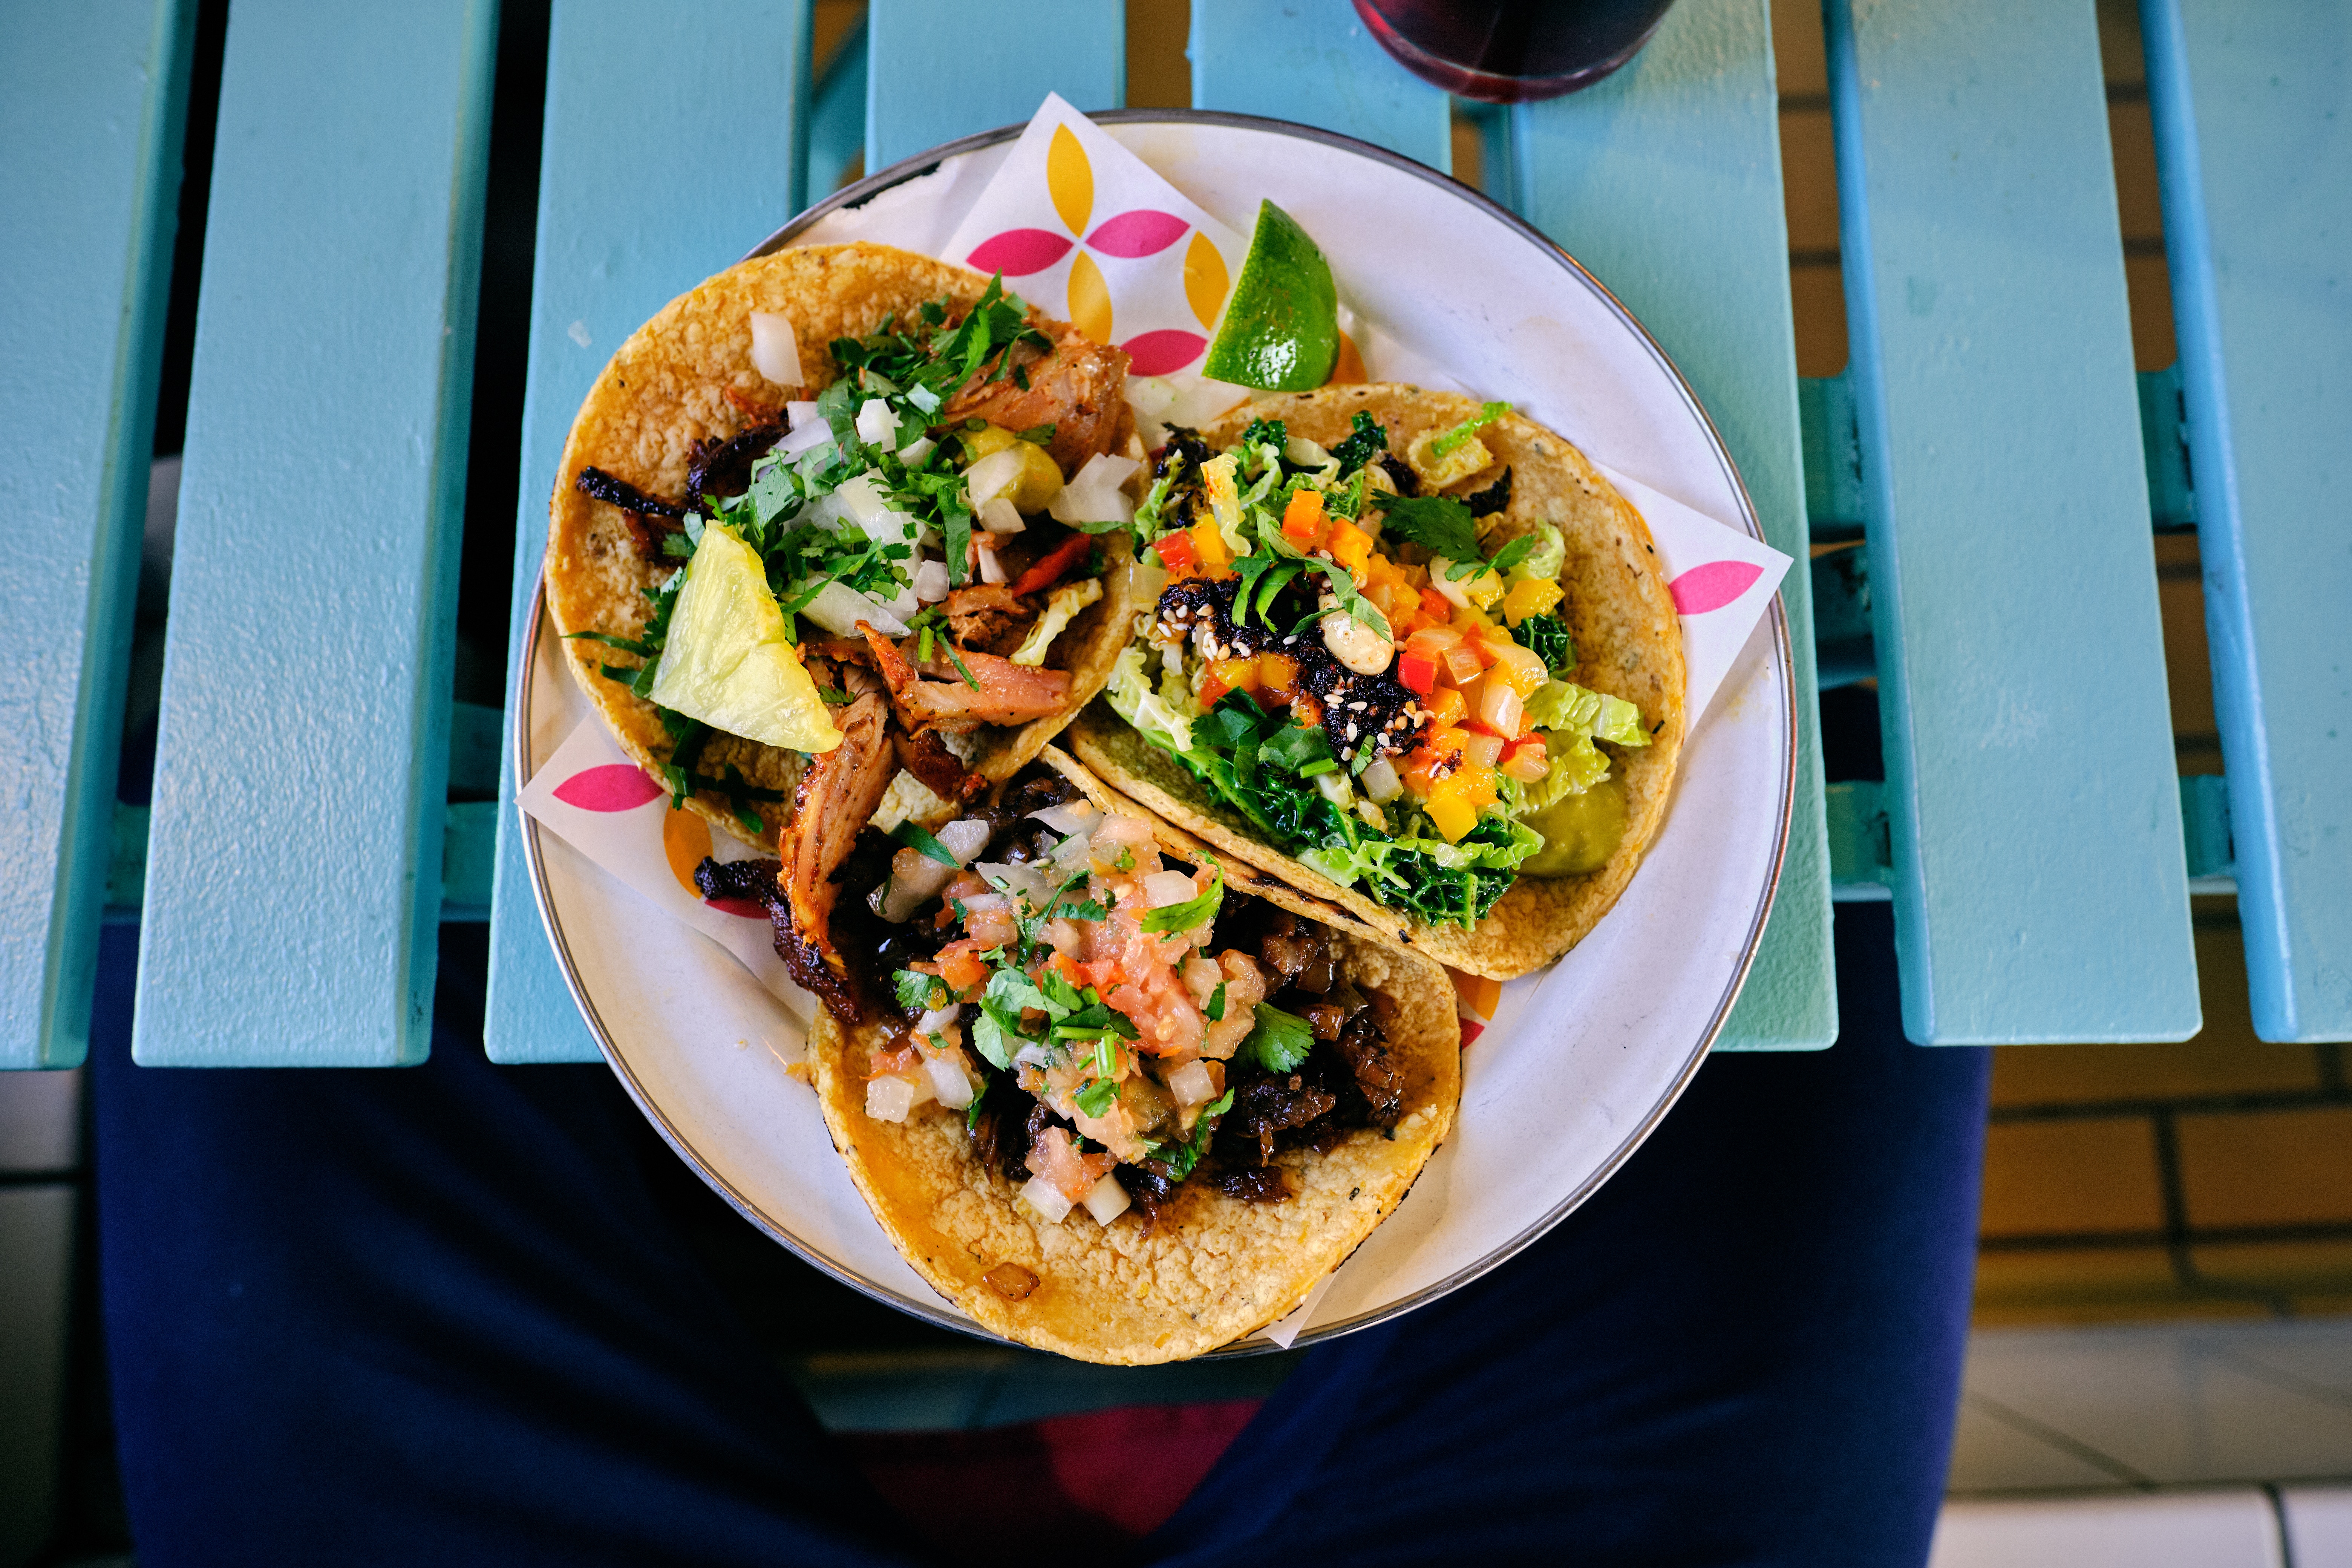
(521, 112), (1795, 1353)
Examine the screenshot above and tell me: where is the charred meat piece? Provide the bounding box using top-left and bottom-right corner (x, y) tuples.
(775, 693), (897, 1021)
(944, 583), (1042, 657)
(686, 424), (786, 513)
(1210, 1167), (1292, 1205)
(1000, 769), (1079, 818)
(1465, 465), (1513, 518)
(1219, 1070), (1338, 1168)
(576, 466), (688, 562)
(693, 856), (782, 907)
(1115, 1164), (1181, 1233)
(1332, 1011), (1404, 1129)
(860, 623), (1073, 729)
(943, 320), (1133, 475)
(894, 727), (983, 804)
(1254, 909), (1332, 989)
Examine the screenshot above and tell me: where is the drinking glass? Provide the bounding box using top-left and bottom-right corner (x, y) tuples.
(1354, 0), (1677, 103)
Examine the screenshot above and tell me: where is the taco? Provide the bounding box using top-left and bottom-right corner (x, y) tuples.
(1070, 384), (1685, 979)
(545, 240), (1144, 842)
(761, 750), (1459, 1364)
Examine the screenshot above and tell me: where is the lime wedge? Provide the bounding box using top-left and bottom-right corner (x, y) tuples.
(648, 525), (843, 754)
(1201, 200), (1338, 392)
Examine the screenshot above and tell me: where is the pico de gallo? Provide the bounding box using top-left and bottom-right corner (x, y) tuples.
(1102, 406), (1653, 928)
(847, 765), (1407, 1226)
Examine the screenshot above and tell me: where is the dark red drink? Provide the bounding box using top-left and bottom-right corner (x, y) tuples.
(1355, 0), (1677, 103)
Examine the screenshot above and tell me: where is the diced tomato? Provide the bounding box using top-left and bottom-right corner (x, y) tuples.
(867, 1043), (921, 1078)
(1153, 530), (1196, 573)
(937, 944), (992, 997)
(1197, 674), (1232, 710)
(1011, 533), (1093, 596)
(1396, 651), (1438, 695)
(1281, 487), (1329, 547)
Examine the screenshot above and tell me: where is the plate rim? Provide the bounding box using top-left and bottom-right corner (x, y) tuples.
(519, 108), (1798, 1356)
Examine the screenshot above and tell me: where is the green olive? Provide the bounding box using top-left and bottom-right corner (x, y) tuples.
(1520, 776), (1628, 877)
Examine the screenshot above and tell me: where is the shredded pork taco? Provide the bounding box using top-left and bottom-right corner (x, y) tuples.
(743, 751), (1459, 1363)
(546, 240), (1143, 850)
(1071, 384), (1685, 978)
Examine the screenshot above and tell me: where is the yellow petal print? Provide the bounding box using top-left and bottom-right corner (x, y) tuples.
(1066, 250), (1113, 346)
(1185, 232), (1230, 331)
(661, 806), (713, 896)
(1325, 329), (1367, 386)
(1047, 124), (1093, 236)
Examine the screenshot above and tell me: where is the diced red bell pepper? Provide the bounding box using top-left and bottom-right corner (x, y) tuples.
(1197, 674), (1233, 710)
(1152, 530), (1196, 573)
(1396, 651), (1438, 695)
(1419, 587), (1455, 622)
(1012, 533), (1094, 596)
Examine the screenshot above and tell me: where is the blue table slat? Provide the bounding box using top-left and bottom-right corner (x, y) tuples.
(1512, 0), (1836, 1049)
(865, 0), (1124, 173)
(1825, 0), (2199, 1043)
(1188, 0), (1452, 169)
(0, 0), (193, 1070)
(2143, 2), (2352, 1043)
(133, 0), (498, 1066)
(485, 0), (816, 1063)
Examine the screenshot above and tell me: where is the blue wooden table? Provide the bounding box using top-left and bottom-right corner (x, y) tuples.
(5, 0), (2346, 1073)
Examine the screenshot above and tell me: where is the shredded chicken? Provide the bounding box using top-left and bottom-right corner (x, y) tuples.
(859, 623), (1073, 730)
(894, 726), (982, 804)
(775, 692), (897, 1011)
(943, 320), (1132, 474)
(944, 583), (1041, 656)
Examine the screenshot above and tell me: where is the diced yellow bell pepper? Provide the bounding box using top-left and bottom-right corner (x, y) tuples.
(1502, 575), (1564, 626)
(1425, 790), (1478, 843)
(1190, 518), (1230, 573)
(1462, 568), (1506, 611)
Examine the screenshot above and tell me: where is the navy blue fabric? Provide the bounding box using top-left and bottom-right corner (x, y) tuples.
(91, 904), (1986, 1566)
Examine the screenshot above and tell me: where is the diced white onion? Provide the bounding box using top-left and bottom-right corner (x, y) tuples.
(1081, 1171), (1132, 1225)
(913, 558), (950, 603)
(1020, 1174), (1074, 1223)
(1360, 756), (1403, 802)
(865, 1073), (929, 1124)
(786, 399), (822, 431)
(908, 384), (942, 414)
(879, 581), (921, 626)
(779, 418), (833, 458)
(975, 861), (1054, 907)
(897, 435), (936, 468)
(1029, 801), (1102, 835)
(978, 496), (1025, 534)
(916, 1004), (962, 1036)
(873, 845), (954, 923)
(1124, 553), (1168, 608)
(833, 474), (888, 527)
(1050, 831), (1094, 876)
(801, 579), (908, 637)
(976, 539), (1008, 584)
(935, 818), (994, 867)
(1090, 813), (1157, 862)
(749, 311), (804, 386)
(963, 447), (1026, 507)
(1047, 453), (1140, 526)
(1167, 1059), (1218, 1108)
(855, 397), (901, 450)
(1012, 1041), (1054, 1072)
(1315, 770), (1354, 806)
(1143, 869), (1200, 908)
(925, 1055), (975, 1110)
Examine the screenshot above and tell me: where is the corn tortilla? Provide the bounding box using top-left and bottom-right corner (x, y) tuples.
(1071, 384), (1685, 979)
(547, 242), (1135, 850)
(804, 747), (1461, 1364)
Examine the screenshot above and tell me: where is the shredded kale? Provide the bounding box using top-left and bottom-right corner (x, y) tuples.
(1330, 410), (1387, 476)
(1519, 613), (1576, 678)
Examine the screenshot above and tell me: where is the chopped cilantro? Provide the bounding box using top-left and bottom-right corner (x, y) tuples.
(1074, 1076), (1120, 1118)
(1245, 1003), (1315, 1072)
(895, 970), (948, 1015)
(1205, 981), (1227, 1023)
(894, 820), (958, 868)
(1372, 492), (1481, 562)
(1159, 1089), (1236, 1180)
(1138, 860), (1225, 934)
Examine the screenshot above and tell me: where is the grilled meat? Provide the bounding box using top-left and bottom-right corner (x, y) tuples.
(944, 583), (1041, 657)
(943, 319), (1132, 474)
(774, 692), (897, 1019)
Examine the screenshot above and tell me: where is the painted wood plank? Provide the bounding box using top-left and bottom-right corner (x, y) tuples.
(1825, 0), (2198, 1043)
(485, 0), (814, 1063)
(133, 0), (498, 1066)
(0, 0), (193, 1069)
(865, 0), (1123, 173)
(1513, 0), (1836, 1049)
(1189, 0), (1452, 170)
(2142, 0), (2352, 1042)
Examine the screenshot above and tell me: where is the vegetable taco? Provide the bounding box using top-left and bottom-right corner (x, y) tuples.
(1070, 384), (1686, 978)
(547, 240), (1150, 1003)
(750, 749), (1458, 1363)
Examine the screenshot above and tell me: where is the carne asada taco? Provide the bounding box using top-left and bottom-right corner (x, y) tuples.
(758, 749), (1458, 1363)
(545, 241), (1143, 862)
(1070, 384), (1685, 979)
